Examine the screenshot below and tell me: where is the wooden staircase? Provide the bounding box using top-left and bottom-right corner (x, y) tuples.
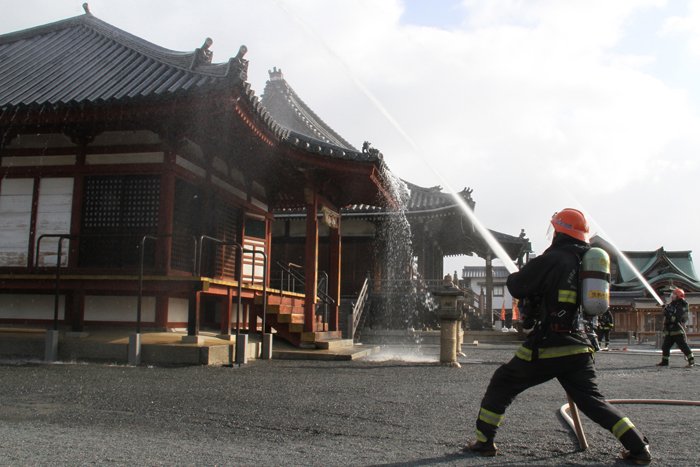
(255, 294), (343, 348)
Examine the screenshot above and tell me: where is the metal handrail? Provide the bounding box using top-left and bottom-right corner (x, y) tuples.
(35, 232), (196, 332)
(318, 271), (329, 327)
(195, 236), (268, 343)
(275, 261), (335, 305)
(35, 233), (73, 330)
(352, 273), (371, 337)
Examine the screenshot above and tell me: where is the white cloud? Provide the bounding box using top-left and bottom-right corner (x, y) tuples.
(2, 0), (700, 268)
(661, 0), (700, 56)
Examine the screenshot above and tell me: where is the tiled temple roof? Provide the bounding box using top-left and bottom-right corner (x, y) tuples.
(0, 10), (382, 167)
(261, 67), (385, 163)
(591, 236), (700, 293)
(261, 67), (356, 151)
(0, 12), (246, 105)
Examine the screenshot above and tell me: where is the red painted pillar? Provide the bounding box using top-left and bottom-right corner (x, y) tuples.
(221, 287), (232, 335)
(303, 194), (318, 333)
(158, 167), (175, 274)
(187, 290), (201, 336)
(328, 224), (341, 332)
(69, 290), (85, 333)
(155, 295), (168, 330)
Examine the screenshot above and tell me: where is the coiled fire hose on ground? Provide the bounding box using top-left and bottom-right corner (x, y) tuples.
(561, 397), (700, 450)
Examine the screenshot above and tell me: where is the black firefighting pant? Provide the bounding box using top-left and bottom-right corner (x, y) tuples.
(660, 334), (694, 362)
(474, 352), (647, 452)
(597, 329), (611, 345)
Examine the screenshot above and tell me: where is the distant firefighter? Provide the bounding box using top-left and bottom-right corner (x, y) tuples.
(597, 308), (614, 351)
(657, 288), (695, 367)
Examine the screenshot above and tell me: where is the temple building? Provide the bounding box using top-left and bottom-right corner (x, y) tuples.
(0, 8), (531, 349)
(0, 8), (397, 347)
(592, 236), (700, 337)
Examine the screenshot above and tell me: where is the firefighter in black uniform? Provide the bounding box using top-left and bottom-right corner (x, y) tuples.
(597, 308), (614, 350)
(657, 288), (695, 367)
(465, 208), (651, 464)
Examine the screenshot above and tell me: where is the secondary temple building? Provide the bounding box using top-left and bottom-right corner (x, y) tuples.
(592, 237), (699, 337)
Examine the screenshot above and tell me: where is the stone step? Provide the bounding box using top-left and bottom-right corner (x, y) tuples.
(301, 330), (342, 343)
(314, 338), (355, 350)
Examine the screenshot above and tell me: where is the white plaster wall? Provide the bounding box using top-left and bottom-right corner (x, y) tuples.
(84, 296), (155, 322)
(0, 294), (65, 319)
(0, 178), (33, 266)
(168, 297), (189, 323)
(36, 177), (74, 267)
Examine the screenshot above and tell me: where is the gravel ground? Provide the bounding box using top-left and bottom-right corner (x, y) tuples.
(0, 343), (697, 466)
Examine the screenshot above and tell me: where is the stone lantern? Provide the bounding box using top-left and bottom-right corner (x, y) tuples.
(433, 274), (464, 367)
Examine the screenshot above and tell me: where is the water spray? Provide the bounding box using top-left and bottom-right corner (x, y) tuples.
(271, 4), (670, 451)
(271, 0), (521, 274)
(572, 206), (663, 306)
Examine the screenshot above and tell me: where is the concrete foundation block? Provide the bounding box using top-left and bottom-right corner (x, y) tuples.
(261, 333), (273, 360)
(235, 334), (248, 365)
(181, 335), (204, 344)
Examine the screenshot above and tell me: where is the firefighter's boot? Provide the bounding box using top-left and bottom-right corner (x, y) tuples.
(620, 444), (652, 465)
(463, 440), (498, 457)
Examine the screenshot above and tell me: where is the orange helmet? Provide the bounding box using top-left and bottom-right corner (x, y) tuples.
(551, 208), (589, 243)
(672, 288), (686, 300)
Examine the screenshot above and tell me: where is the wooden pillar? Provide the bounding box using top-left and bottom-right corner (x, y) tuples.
(27, 177), (39, 268)
(155, 295), (168, 330)
(328, 224), (341, 331)
(435, 246), (444, 281)
(159, 165), (175, 274)
(303, 194), (319, 333)
(187, 290), (201, 336)
(243, 302), (250, 331)
(221, 287), (232, 335)
(69, 290), (85, 333)
(68, 151), (85, 268)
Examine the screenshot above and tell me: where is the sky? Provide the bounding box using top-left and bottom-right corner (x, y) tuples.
(2, 0), (700, 275)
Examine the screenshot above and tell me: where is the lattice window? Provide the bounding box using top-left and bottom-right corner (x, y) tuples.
(83, 176), (159, 231)
(80, 175), (160, 268)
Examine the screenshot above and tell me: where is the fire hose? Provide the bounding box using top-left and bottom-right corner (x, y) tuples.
(561, 397), (700, 450)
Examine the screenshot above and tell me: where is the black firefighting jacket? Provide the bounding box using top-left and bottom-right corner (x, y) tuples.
(662, 298), (689, 336)
(507, 233), (593, 361)
(598, 309), (614, 330)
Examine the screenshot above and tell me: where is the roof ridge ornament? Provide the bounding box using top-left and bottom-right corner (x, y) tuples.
(227, 45), (248, 77)
(191, 37), (214, 69)
(269, 67), (284, 81)
(361, 141), (382, 159)
(82, 2), (91, 15)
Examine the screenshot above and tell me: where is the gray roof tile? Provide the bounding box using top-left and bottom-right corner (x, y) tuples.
(0, 13), (241, 107)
